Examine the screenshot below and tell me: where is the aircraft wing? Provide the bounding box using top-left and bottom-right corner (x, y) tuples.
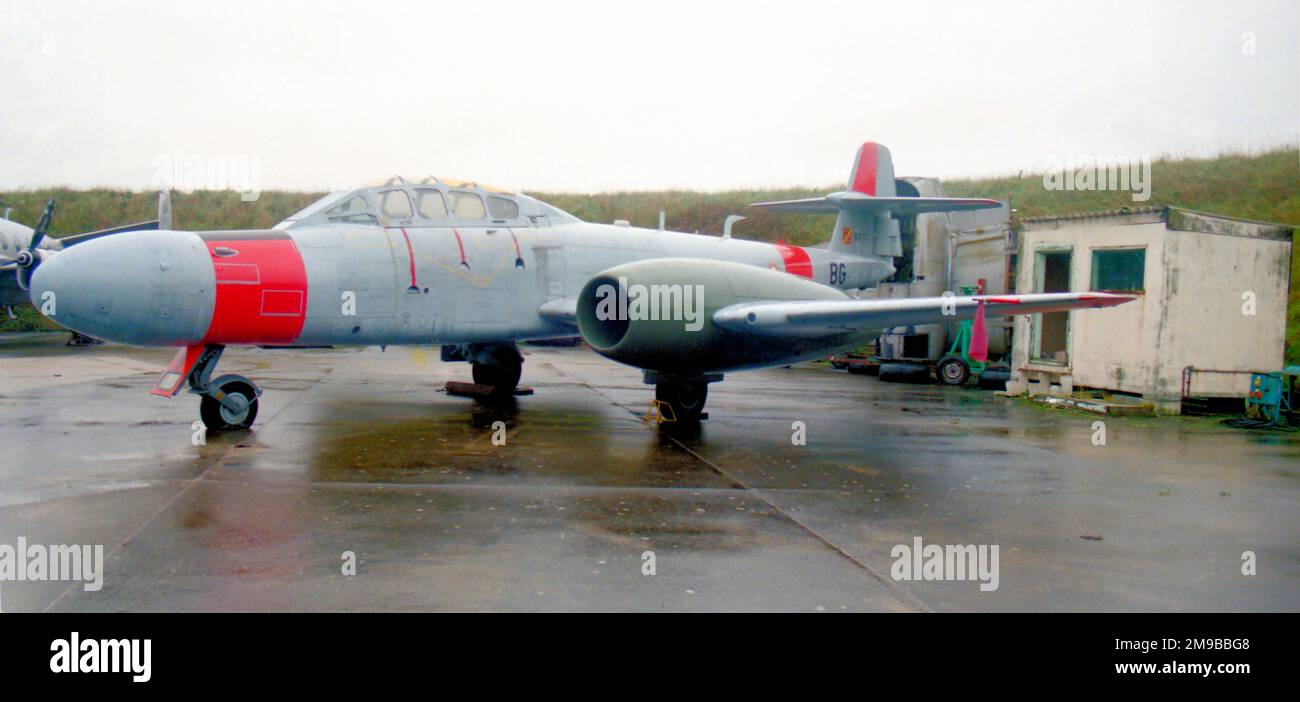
(751, 191), (1001, 215)
(713, 292), (1134, 337)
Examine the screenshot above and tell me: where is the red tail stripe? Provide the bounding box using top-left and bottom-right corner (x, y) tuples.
(851, 142), (879, 196)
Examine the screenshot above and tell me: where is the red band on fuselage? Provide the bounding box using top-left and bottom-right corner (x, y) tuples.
(773, 243), (813, 279)
(201, 234), (308, 345)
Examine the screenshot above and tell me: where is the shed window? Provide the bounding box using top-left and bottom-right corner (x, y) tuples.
(1091, 248), (1145, 292)
(488, 196), (519, 220)
(449, 191), (486, 219)
(415, 189), (448, 220)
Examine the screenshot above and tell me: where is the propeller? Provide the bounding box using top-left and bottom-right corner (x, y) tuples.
(13, 198), (55, 290)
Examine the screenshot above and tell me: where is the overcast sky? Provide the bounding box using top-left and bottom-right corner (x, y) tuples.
(0, 0), (1295, 193)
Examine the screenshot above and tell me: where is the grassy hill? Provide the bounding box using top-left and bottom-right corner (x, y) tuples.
(2, 148), (1297, 360)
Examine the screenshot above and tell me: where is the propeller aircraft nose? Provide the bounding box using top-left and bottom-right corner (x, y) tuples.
(30, 230), (216, 346)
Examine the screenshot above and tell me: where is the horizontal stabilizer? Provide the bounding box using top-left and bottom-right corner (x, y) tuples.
(750, 191), (1001, 216)
(713, 292), (1135, 338)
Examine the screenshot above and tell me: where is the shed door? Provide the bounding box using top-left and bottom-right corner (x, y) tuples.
(1032, 249), (1072, 364)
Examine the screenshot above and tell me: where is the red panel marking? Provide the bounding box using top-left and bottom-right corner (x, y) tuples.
(151, 344), (205, 397)
(773, 243), (813, 279)
(508, 229), (521, 256)
(202, 238), (308, 345)
(508, 229), (525, 268)
(398, 227), (418, 287)
(850, 142), (879, 195)
(451, 228), (469, 269)
(261, 290), (304, 316)
(214, 262), (260, 284)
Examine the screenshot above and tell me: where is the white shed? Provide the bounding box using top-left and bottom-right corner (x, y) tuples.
(1004, 207), (1293, 413)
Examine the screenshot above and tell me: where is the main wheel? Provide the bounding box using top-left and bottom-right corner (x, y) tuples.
(655, 382), (708, 423)
(936, 355), (971, 386)
(472, 360), (522, 394)
(199, 380), (259, 431)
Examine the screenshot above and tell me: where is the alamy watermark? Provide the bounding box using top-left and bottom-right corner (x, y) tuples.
(1042, 149), (1152, 202)
(594, 277), (705, 332)
(891, 536), (1000, 592)
(0, 537), (104, 594)
(50, 632), (151, 683)
(151, 148), (262, 202)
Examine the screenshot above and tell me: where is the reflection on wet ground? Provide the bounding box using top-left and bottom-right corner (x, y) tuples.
(1, 334), (1296, 611)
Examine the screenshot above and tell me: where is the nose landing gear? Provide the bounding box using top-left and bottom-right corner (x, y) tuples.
(198, 379), (260, 431)
(184, 344), (262, 431)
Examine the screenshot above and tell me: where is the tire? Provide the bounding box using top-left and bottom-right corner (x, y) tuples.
(977, 369), (1011, 390)
(471, 344), (523, 394)
(936, 356), (971, 386)
(199, 380), (259, 431)
(472, 359), (521, 394)
(877, 363), (933, 384)
(655, 382), (708, 423)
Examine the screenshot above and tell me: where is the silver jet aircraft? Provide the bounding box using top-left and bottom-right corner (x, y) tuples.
(26, 143), (1132, 429)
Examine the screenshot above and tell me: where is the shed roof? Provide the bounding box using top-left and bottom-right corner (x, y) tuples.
(1020, 205), (1293, 242)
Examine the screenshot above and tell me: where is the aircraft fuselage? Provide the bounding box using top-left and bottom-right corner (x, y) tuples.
(33, 200), (894, 349)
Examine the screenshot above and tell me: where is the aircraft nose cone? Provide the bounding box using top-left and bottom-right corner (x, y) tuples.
(30, 231), (216, 345)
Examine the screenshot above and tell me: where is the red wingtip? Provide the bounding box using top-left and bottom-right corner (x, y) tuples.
(1080, 292), (1139, 308)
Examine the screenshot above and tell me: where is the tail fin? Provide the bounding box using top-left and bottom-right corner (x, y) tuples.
(751, 142), (1000, 260)
(847, 141), (896, 198)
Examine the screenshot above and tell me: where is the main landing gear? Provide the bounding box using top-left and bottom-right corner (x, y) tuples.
(471, 344), (523, 395)
(443, 342), (524, 396)
(645, 371), (722, 424)
(188, 345), (262, 431)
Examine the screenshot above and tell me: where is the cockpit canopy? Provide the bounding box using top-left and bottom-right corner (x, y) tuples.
(276, 175), (576, 230)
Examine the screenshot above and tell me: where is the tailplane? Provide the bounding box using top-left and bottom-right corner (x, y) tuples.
(751, 142), (1000, 260)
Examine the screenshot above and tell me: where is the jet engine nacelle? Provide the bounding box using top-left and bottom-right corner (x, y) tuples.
(576, 258), (864, 374)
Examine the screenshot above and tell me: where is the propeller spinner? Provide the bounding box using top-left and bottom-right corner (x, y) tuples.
(10, 198), (56, 290)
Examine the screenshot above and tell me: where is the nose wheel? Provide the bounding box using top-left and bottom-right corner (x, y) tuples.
(178, 345), (263, 431)
(198, 379), (260, 431)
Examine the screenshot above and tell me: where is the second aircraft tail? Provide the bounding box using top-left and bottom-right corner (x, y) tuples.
(751, 142), (1001, 261)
